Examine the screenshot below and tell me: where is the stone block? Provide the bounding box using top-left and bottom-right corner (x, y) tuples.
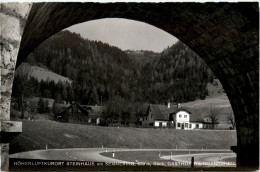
(1, 69), (9, 77)
(1, 44), (18, 70)
(1, 81), (14, 95)
(241, 48), (256, 60)
(0, 12), (21, 42)
(0, 121), (22, 132)
(0, 96), (11, 121)
(1, 144), (9, 171)
(2, 2), (32, 19)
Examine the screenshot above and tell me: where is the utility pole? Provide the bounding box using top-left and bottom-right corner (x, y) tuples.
(101, 96), (102, 106)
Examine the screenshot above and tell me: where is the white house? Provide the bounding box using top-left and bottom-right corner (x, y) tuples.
(141, 101), (204, 130)
(170, 109), (204, 130)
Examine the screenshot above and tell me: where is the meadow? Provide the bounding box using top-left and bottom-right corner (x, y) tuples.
(10, 120), (237, 154)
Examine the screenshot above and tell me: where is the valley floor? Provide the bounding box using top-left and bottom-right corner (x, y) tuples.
(10, 119), (237, 154)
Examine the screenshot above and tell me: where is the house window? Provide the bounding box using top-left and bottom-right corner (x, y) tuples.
(167, 123), (170, 127)
(184, 115), (187, 118)
(177, 123), (180, 127)
(185, 123), (188, 128)
(179, 115), (182, 118)
(189, 124), (192, 128)
(196, 124), (199, 128)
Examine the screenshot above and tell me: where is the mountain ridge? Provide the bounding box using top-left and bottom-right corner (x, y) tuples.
(21, 30), (223, 105)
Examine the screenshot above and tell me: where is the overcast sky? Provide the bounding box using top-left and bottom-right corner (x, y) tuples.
(66, 18), (178, 52)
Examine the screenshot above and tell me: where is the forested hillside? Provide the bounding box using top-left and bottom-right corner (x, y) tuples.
(17, 30), (215, 107)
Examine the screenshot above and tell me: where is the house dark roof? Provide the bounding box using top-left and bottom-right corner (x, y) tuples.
(148, 104), (177, 120)
(189, 113), (204, 122)
(57, 102), (89, 116)
(76, 103), (90, 114)
(56, 103), (103, 117)
(171, 108), (192, 115)
(82, 105), (103, 117)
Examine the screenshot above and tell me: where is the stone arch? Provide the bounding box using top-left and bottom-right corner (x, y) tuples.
(1, 2), (258, 169)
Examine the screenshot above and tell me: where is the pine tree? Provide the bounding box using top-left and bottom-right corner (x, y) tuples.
(67, 85), (74, 103)
(44, 100), (50, 113)
(62, 86), (68, 103)
(37, 98), (45, 114)
(88, 87), (100, 105)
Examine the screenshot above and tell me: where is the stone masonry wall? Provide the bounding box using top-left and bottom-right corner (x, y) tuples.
(0, 3), (32, 121)
(0, 3), (32, 171)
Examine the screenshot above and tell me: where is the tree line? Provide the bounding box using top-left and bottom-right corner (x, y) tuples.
(12, 30), (216, 123)
(24, 31), (214, 104)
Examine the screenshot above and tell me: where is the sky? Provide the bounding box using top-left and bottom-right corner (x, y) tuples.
(66, 18), (178, 53)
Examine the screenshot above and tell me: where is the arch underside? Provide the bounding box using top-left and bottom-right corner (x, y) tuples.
(17, 2), (259, 168)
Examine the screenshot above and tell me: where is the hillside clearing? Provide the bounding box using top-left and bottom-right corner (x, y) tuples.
(16, 63), (72, 84)
(10, 120), (236, 154)
(182, 95), (231, 109)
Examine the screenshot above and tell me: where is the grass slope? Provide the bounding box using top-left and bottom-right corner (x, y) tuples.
(181, 95), (231, 109)
(206, 79), (225, 98)
(181, 94), (233, 128)
(10, 120), (236, 154)
(16, 63), (72, 84)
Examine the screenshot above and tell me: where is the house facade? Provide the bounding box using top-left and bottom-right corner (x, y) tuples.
(170, 109), (204, 130)
(141, 103), (175, 127)
(55, 103), (103, 125)
(141, 102), (204, 130)
(81, 105), (103, 125)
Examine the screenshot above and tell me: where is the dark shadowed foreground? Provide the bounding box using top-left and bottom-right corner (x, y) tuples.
(10, 120), (236, 154)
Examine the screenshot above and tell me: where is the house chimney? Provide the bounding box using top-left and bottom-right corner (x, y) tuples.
(168, 100), (170, 108)
(177, 103), (181, 108)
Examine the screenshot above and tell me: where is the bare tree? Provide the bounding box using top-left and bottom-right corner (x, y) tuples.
(16, 64), (33, 119)
(102, 96), (131, 125)
(208, 105), (220, 129)
(28, 97), (38, 120)
(226, 113), (236, 129)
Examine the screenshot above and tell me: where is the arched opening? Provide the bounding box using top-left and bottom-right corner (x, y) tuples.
(1, 2), (258, 170)
(10, 18), (237, 169)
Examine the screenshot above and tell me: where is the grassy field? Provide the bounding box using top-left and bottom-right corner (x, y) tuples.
(206, 79), (225, 98)
(181, 94), (233, 129)
(182, 95), (231, 110)
(10, 120), (236, 154)
(16, 63), (72, 84)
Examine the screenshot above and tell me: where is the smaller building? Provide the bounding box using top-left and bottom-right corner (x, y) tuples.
(55, 103), (103, 125)
(141, 103), (175, 127)
(81, 105), (103, 125)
